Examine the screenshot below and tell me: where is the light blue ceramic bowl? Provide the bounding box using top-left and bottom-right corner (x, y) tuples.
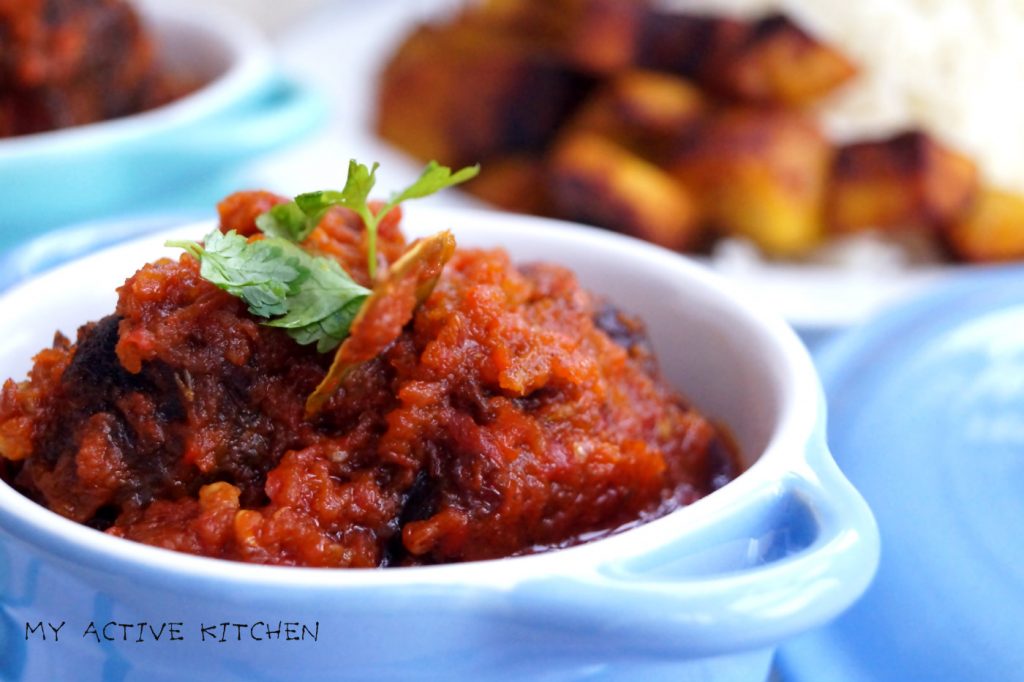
(0, 0), (324, 253)
(0, 208), (879, 681)
(779, 266), (1024, 681)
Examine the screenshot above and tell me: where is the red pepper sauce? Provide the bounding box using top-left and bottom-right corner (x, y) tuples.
(0, 191), (737, 567)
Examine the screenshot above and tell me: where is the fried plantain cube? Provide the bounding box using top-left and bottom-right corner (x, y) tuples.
(946, 189), (1024, 263)
(463, 0), (573, 45)
(566, 70), (706, 156)
(548, 131), (702, 250)
(459, 0), (649, 74)
(635, 11), (751, 82)
(558, 0), (649, 74)
(709, 14), (857, 106)
(825, 131), (979, 234)
(668, 108), (831, 256)
(462, 155), (551, 215)
(376, 24), (591, 167)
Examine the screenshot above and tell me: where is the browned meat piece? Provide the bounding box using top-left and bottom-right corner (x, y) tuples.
(461, 155), (552, 215)
(467, 0), (649, 74)
(637, 12), (855, 106)
(554, 0), (648, 74)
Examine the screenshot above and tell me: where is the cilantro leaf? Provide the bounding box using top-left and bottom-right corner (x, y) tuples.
(295, 161), (379, 218)
(284, 297), (366, 353)
(388, 161), (480, 205)
(254, 202), (315, 242)
(167, 229), (371, 352)
(173, 161), (475, 361)
(361, 161), (477, 280)
(256, 159), (478, 280)
(252, 162), (383, 244)
(263, 256), (369, 352)
(258, 161), (381, 248)
(166, 230), (306, 317)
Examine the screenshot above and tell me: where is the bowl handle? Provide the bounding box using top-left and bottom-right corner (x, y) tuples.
(510, 433), (879, 657)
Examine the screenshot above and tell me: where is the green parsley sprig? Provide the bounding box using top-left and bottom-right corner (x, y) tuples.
(166, 231), (370, 352)
(255, 160), (479, 278)
(167, 160), (478, 354)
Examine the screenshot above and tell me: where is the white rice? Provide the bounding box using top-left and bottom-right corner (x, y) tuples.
(663, 0), (1024, 193)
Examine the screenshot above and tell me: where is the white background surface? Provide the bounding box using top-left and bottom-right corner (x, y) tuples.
(149, 0), (329, 33)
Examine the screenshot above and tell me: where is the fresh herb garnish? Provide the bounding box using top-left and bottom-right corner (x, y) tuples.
(305, 230), (457, 416)
(167, 230), (305, 317)
(169, 160), (478, 408)
(255, 160), (479, 278)
(261, 255), (369, 353)
(167, 231), (370, 352)
(254, 201), (313, 242)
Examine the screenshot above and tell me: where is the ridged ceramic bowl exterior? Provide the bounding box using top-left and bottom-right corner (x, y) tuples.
(0, 208), (879, 681)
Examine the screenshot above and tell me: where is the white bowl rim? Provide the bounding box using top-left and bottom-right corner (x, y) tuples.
(0, 0), (272, 158)
(0, 206), (822, 588)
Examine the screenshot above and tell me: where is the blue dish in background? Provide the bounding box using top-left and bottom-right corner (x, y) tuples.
(0, 0), (324, 253)
(778, 266), (1024, 681)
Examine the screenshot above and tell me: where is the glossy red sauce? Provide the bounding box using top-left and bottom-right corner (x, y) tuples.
(0, 192), (737, 567)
